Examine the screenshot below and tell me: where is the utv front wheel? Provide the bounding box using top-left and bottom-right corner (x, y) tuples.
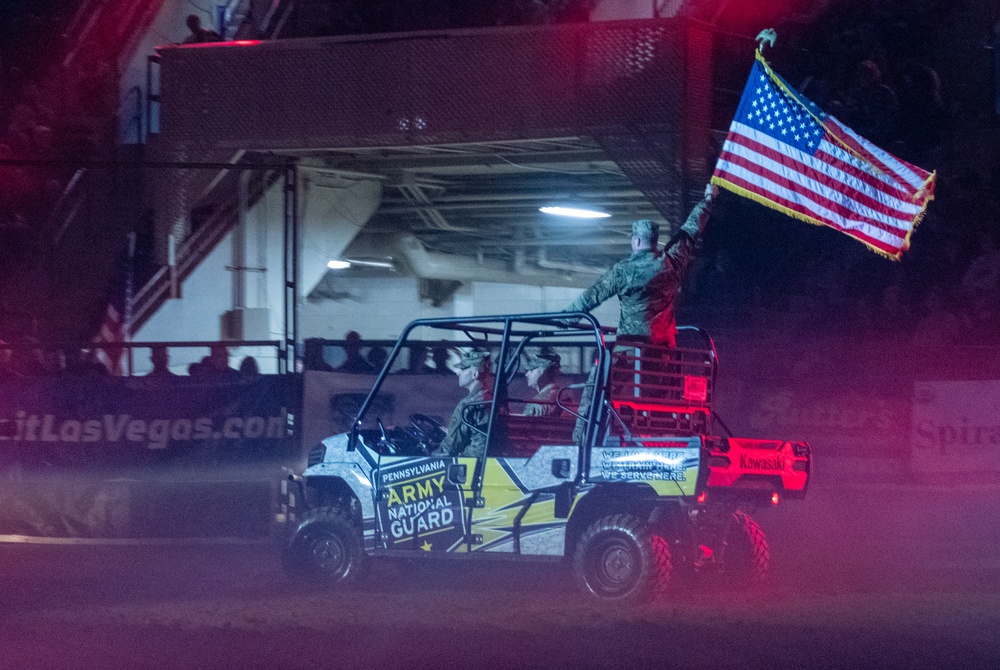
(573, 514), (671, 602)
(283, 506), (366, 586)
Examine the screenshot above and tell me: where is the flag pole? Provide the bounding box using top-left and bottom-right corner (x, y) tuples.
(124, 231), (136, 375)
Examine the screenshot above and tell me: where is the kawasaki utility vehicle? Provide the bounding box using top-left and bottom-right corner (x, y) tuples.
(284, 313), (810, 602)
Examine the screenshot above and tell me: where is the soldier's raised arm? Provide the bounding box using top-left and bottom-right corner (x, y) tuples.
(665, 184), (717, 265)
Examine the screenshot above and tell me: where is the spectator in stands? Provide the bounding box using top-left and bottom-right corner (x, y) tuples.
(366, 345), (388, 373)
(202, 343), (240, 378)
(406, 344), (432, 373)
(961, 232), (1000, 304)
(430, 345), (452, 374)
(183, 14), (223, 44)
(0, 340), (15, 378)
(68, 348), (109, 376)
(912, 288), (962, 348)
(6, 336), (46, 376)
(146, 344), (177, 377)
(239, 355), (260, 375)
(42, 348), (67, 375)
(960, 231), (1000, 343)
(897, 63), (947, 157)
(303, 338), (334, 372)
(870, 284), (914, 338)
(232, 8), (260, 41)
(336, 331), (376, 374)
(842, 60), (899, 146)
(523, 347), (563, 417)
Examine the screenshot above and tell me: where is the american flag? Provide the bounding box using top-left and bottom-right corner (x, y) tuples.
(712, 52), (936, 259)
(92, 232), (136, 376)
(93, 302), (125, 375)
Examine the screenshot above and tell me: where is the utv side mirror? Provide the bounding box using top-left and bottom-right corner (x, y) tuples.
(447, 463), (467, 485)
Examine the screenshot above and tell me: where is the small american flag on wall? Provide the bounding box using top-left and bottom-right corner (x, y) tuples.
(93, 301), (124, 375)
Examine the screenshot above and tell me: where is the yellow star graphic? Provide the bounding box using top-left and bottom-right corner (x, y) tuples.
(420, 540), (433, 552)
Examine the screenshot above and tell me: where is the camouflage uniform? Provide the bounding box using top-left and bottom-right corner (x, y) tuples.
(433, 348), (493, 459)
(522, 348), (562, 417)
(524, 382), (561, 417)
(435, 387), (492, 458)
(564, 196), (713, 346)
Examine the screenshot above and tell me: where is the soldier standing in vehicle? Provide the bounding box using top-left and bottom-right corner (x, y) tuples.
(565, 186), (716, 443)
(433, 349), (493, 458)
(562, 185), (717, 347)
(523, 347), (563, 417)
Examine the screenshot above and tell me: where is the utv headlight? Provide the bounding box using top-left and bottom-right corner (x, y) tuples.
(307, 443), (327, 467)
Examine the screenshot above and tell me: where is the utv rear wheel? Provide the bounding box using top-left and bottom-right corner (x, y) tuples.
(283, 506), (367, 586)
(573, 514), (671, 602)
(720, 510), (769, 585)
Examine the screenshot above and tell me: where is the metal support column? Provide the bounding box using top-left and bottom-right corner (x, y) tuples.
(145, 55), (161, 139)
(282, 163), (298, 374)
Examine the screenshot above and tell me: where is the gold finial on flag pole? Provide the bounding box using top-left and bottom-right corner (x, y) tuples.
(755, 29), (777, 54)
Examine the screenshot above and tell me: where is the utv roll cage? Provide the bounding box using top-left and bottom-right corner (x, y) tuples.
(347, 312), (719, 491)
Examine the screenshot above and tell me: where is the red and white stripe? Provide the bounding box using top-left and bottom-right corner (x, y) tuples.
(93, 303), (125, 375)
(714, 114), (933, 258)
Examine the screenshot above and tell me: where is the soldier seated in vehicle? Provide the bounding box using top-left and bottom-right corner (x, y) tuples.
(431, 348), (493, 459)
(522, 347), (563, 417)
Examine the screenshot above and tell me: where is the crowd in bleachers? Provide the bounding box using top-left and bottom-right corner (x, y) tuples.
(0, 340), (268, 379)
(300, 334), (453, 374)
(0, 1), (116, 225)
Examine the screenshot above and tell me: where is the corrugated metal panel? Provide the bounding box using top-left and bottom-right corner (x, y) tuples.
(157, 18), (700, 152)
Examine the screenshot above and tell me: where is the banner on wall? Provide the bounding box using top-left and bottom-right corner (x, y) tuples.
(0, 375), (297, 473)
(911, 380), (1000, 474)
(0, 375), (299, 538)
(728, 387), (912, 457)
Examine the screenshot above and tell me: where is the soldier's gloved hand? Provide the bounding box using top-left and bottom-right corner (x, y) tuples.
(704, 183), (719, 200)
(555, 313), (582, 328)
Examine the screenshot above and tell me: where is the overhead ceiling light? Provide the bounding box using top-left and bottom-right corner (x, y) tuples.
(346, 259), (395, 269)
(539, 205), (611, 219)
(327, 258), (396, 270)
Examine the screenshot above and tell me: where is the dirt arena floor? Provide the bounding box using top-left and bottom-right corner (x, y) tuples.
(3, 480), (1000, 670)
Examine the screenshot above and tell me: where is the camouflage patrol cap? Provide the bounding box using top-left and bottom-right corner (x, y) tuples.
(631, 219), (659, 239)
(525, 347), (561, 371)
(456, 348), (492, 371)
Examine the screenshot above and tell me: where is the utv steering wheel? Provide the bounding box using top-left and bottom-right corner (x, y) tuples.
(410, 413), (445, 448)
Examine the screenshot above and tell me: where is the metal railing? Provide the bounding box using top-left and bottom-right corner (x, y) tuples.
(0, 340), (284, 377)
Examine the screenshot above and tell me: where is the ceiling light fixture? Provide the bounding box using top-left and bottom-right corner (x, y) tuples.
(327, 258), (396, 270)
(539, 205), (611, 219)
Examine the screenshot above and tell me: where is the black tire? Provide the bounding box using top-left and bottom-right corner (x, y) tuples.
(720, 510), (770, 585)
(282, 506), (367, 586)
(573, 514), (672, 603)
